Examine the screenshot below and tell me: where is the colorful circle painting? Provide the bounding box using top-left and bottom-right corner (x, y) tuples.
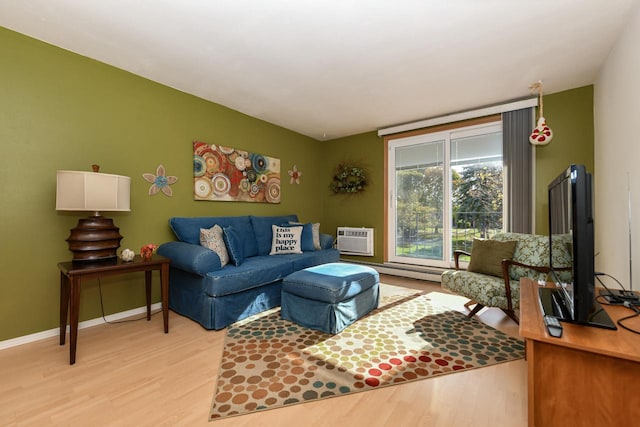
(193, 141), (281, 203)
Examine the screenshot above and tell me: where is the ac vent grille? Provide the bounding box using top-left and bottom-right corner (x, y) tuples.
(337, 227), (374, 256)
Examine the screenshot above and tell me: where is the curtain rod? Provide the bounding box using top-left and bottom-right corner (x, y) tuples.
(377, 97), (538, 137)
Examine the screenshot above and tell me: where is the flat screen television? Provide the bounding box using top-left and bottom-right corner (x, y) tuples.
(541, 164), (616, 329)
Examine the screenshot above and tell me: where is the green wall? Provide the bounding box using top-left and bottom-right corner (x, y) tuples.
(321, 86), (595, 261)
(534, 86), (594, 235)
(321, 132), (385, 263)
(0, 27), (324, 341)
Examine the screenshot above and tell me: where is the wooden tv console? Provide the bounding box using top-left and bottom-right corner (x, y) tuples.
(519, 278), (640, 427)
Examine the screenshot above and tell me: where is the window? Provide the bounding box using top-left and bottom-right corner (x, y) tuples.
(386, 120), (504, 268)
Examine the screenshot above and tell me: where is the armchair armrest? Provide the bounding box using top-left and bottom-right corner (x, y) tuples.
(453, 250), (471, 270)
(502, 259), (550, 275)
(500, 259), (551, 311)
(157, 241), (222, 276)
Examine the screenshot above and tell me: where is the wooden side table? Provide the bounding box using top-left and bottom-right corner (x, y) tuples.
(58, 254), (170, 365)
(519, 278), (640, 426)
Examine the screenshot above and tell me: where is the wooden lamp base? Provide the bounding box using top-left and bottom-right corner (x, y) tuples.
(66, 215), (123, 262)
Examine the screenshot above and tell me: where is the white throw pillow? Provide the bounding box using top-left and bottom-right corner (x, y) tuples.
(200, 224), (229, 267)
(269, 225), (303, 255)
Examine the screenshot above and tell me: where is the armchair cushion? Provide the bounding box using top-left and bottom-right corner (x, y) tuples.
(493, 232), (571, 281)
(467, 238), (517, 277)
(441, 270), (521, 310)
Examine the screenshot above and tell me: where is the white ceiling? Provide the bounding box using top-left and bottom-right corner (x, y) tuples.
(0, 0), (637, 141)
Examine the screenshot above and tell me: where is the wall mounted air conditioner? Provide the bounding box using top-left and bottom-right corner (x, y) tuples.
(337, 227), (374, 256)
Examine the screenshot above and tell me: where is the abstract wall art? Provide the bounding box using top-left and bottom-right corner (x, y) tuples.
(193, 141), (281, 203)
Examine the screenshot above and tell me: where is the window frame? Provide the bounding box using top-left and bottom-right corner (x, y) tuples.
(384, 115), (504, 268)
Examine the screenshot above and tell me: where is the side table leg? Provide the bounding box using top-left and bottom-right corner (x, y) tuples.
(59, 272), (70, 345)
(145, 270), (152, 321)
(161, 262), (169, 333)
(69, 278), (81, 365)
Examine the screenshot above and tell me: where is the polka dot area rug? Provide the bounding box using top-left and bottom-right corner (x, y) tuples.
(209, 290), (524, 421)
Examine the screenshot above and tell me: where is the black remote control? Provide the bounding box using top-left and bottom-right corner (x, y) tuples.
(544, 315), (563, 338)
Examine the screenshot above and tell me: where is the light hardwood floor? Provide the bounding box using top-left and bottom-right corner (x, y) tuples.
(0, 275), (526, 427)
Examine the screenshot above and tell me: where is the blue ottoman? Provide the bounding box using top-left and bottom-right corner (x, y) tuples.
(281, 263), (380, 334)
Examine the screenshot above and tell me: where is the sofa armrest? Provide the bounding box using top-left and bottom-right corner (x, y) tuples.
(157, 241), (222, 276)
(319, 233), (334, 250)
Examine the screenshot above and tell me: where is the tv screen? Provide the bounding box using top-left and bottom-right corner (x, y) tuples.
(544, 164), (616, 329)
(548, 164), (594, 322)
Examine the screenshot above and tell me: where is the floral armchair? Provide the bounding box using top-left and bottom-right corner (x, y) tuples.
(441, 232), (572, 324)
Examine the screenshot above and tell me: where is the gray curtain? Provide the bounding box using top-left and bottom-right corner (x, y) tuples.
(502, 108), (533, 233)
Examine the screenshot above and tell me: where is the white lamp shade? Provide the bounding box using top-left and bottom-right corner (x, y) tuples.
(56, 170), (131, 212)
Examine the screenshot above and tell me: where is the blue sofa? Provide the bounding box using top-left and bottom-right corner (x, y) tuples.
(157, 214), (340, 330)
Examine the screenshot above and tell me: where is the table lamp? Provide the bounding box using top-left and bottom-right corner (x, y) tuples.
(56, 165), (131, 261)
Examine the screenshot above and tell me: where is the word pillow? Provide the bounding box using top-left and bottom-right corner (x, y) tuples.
(270, 225), (303, 255)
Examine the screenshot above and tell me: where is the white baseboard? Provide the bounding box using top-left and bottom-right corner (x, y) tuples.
(0, 302), (163, 351)
(339, 258), (444, 282)
(376, 266), (443, 282)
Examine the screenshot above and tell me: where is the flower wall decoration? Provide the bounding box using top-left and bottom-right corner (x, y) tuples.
(143, 165), (178, 196)
(288, 165), (302, 184)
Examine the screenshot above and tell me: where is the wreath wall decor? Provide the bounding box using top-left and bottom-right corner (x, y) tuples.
(329, 163), (368, 194)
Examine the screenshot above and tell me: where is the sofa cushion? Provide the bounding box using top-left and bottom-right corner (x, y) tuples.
(202, 255), (296, 297)
(467, 238), (517, 277)
(199, 225), (229, 267)
(319, 233), (335, 250)
(169, 216), (258, 257)
(289, 249), (342, 271)
(289, 221), (321, 250)
(223, 226), (245, 266)
(270, 225), (303, 255)
(281, 222), (315, 251)
(250, 214), (299, 255)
